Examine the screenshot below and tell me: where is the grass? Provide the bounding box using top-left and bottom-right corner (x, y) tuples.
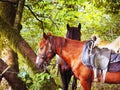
(68, 82), (120, 90)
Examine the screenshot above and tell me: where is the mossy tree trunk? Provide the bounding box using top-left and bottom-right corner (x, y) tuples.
(0, 0), (56, 89)
(0, 58), (27, 90)
(0, 0), (38, 72)
(0, 1), (20, 72)
(0, 1), (28, 89)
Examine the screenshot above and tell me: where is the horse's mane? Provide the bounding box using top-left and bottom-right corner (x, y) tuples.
(49, 35), (66, 53)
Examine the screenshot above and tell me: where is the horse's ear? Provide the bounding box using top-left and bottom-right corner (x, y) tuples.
(78, 23), (81, 30)
(43, 32), (48, 39)
(67, 23), (70, 30)
(47, 32), (51, 36)
(92, 35), (97, 41)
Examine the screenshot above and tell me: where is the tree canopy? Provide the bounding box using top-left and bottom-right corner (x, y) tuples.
(21, 0), (120, 46)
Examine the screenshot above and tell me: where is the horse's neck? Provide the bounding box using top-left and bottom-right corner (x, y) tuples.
(55, 39), (85, 67)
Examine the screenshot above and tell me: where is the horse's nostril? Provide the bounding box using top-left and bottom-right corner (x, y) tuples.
(36, 63), (40, 68)
(41, 56), (46, 60)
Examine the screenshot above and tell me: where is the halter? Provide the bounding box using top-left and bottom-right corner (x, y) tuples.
(40, 38), (55, 66)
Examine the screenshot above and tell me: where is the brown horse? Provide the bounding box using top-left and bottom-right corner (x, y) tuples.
(36, 32), (120, 90)
(56, 23), (81, 90)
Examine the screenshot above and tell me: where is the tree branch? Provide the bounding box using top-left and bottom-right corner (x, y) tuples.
(25, 5), (44, 32)
(14, 0), (25, 32)
(25, 5), (60, 31)
(0, 58), (27, 90)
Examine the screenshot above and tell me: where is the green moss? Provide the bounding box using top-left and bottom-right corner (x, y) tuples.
(0, 17), (37, 74)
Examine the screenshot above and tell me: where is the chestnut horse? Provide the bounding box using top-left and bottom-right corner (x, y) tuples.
(56, 23), (81, 90)
(36, 32), (120, 90)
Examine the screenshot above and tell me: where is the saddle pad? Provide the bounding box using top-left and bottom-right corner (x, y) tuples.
(110, 53), (120, 63)
(108, 61), (120, 72)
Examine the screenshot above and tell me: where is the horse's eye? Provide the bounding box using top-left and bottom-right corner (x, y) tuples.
(48, 50), (52, 52)
(40, 47), (43, 50)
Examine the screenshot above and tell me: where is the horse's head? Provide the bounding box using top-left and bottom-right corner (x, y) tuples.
(66, 23), (81, 40)
(36, 32), (56, 70)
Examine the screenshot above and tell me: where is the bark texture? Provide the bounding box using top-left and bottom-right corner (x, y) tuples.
(0, 59), (27, 90)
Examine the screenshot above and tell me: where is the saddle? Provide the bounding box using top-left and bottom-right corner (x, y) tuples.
(82, 40), (120, 82)
(82, 40), (111, 68)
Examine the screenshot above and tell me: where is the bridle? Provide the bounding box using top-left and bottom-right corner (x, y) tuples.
(40, 38), (56, 67)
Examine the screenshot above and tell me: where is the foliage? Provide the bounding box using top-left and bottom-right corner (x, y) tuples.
(90, 0), (120, 14)
(18, 71), (55, 90)
(0, 78), (11, 90)
(21, 0), (120, 49)
(30, 72), (52, 90)
(18, 71), (33, 88)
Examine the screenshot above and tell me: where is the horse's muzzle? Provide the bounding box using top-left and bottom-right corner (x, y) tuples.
(36, 55), (43, 68)
(36, 56), (48, 70)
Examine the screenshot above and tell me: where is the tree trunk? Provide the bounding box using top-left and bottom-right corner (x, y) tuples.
(0, 1), (56, 89)
(1, 47), (19, 72)
(0, 1), (19, 72)
(0, 59), (27, 90)
(0, 1), (28, 89)
(0, 1), (38, 73)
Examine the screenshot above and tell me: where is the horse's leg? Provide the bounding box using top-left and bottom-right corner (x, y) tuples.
(59, 65), (70, 90)
(80, 79), (92, 90)
(72, 75), (77, 90)
(66, 69), (73, 89)
(101, 68), (107, 83)
(93, 67), (98, 82)
(0, 76), (2, 82)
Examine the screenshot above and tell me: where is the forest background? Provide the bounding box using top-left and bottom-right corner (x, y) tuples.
(0, 0), (120, 90)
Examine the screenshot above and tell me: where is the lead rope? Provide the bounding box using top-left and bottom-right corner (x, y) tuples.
(0, 66), (11, 77)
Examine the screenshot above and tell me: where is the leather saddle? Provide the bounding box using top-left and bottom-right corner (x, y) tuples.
(82, 40), (111, 68)
(82, 40), (120, 82)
